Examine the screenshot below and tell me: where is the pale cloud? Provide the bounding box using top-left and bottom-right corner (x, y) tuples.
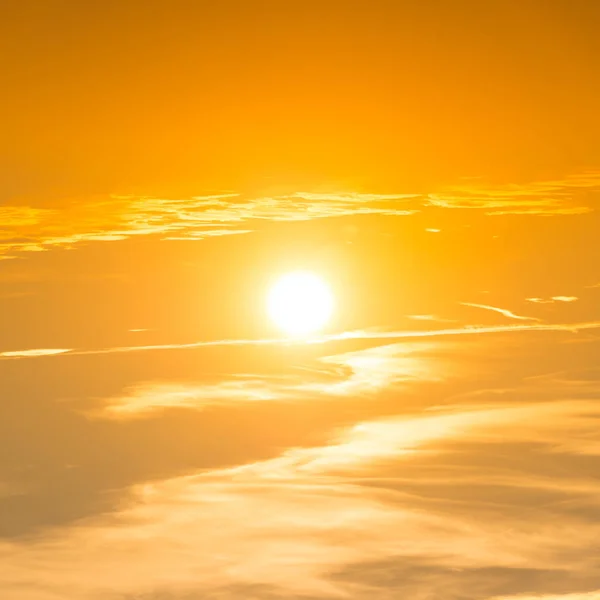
(290, 191), (419, 202)
(0, 206), (53, 226)
(460, 302), (542, 322)
(234, 399), (600, 475)
(163, 229), (253, 240)
(0, 191), (419, 259)
(488, 206), (590, 216)
(4, 320), (600, 362)
(306, 342), (441, 396)
(99, 378), (286, 417)
(428, 171), (600, 215)
(491, 593), (600, 600)
(3, 399), (600, 598)
(406, 314), (456, 324)
(3, 171), (597, 261)
(0, 348), (72, 358)
(527, 296), (579, 304)
(97, 343), (442, 418)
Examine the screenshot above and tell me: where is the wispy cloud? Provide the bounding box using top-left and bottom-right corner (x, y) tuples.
(428, 171), (600, 215)
(0, 206), (53, 226)
(0, 348), (72, 358)
(4, 397), (600, 598)
(0, 191), (419, 259)
(97, 342), (441, 418)
(527, 296), (579, 304)
(4, 320), (600, 362)
(99, 378), (287, 417)
(2, 171), (597, 260)
(460, 302), (542, 322)
(491, 593), (600, 600)
(406, 314), (455, 323)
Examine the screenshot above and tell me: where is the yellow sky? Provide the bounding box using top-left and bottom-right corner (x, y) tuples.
(1, 2), (600, 599)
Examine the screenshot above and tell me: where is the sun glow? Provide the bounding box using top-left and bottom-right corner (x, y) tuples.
(267, 271), (334, 337)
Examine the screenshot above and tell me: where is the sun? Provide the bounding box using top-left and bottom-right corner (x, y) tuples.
(267, 271), (334, 337)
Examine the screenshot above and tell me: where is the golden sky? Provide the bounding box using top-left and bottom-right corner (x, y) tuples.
(1, 2), (600, 599)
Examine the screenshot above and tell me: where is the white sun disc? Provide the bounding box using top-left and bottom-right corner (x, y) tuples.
(267, 271), (334, 337)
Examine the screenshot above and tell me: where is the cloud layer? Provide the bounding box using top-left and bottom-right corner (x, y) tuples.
(3, 387), (600, 599)
(2, 170), (598, 259)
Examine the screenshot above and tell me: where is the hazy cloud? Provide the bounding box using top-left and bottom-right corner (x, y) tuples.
(428, 171), (600, 215)
(527, 296), (579, 304)
(406, 314), (455, 323)
(0, 192), (418, 259)
(460, 302), (542, 322)
(2, 171), (597, 260)
(97, 342), (442, 418)
(4, 320), (600, 362)
(0, 348), (72, 358)
(491, 593), (600, 600)
(3, 398), (600, 599)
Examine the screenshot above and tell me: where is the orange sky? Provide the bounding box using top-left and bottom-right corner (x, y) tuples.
(1, 2), (600, 599)
(3, 0), (600, 195)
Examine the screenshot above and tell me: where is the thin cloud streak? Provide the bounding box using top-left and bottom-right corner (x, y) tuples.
(527, 296), (579, 304)
(491, 593), (600, 600)
(97, 342), (441, 418)
(460, 302), (542, 322)
(3, 320), (600, 361)
(428, 171), (600, 215)
(2, 170), (598, 259)
(0, 191), (418, 259)
(0, 348), (72, 358)
(406, 314), (456, 323)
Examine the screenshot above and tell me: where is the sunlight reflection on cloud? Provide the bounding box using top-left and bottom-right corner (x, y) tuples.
(97, 342), (441, 417)
(4, 396), (600, 599)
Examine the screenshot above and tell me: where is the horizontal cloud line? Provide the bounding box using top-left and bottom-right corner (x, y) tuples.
(460, 302), (542, 322)
(2, 170), (598, 260)
(2, 321), (599, 362)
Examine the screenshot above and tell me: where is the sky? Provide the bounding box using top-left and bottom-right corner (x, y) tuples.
(1, 1), (600, 599)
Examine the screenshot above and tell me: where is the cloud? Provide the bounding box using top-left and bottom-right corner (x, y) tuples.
(0, 348), (72, 358)
(0, 206), (53, 227)
(428, 171), (600, 215)
(4, 320), (600, 362)
(290, 192), (419, 203)
(491, 593), (600, 600)
(406, 314), (456, 323)
(527, 296), (579, 304)
(99, 378), (287, 417)
(96, 342), (442, 418)
(0, 191), (419, 259)
(527, 298), (558, 304)
(2, 170), (597, 260)
(460, 302), (542, 322)
(4, 398), (600, 599)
